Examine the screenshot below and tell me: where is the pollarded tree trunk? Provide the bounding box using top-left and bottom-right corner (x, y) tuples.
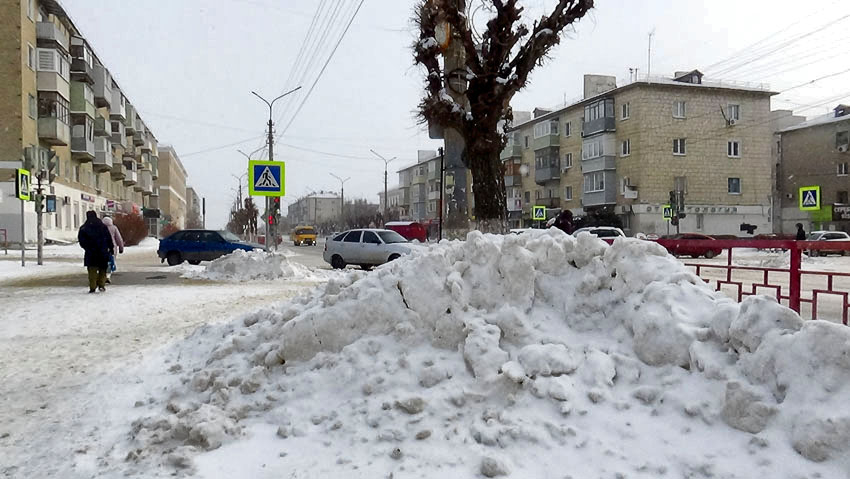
(466, 129), (507, 233)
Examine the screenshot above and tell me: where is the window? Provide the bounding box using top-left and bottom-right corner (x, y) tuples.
(621, 139), (630, 157)
(727, 104), (740, 121)
(564, 186), (573, 200)
(584, 171), (605, 192)
(584, 99), (614, 123)
(837, 191), (848, 204)
(838, 162), (849, 176)
(673, 138), (687, 155)
(621, 102), (630, 120)
(73, 164), (81, 183)
(524, 136), (529, 148)
(524, 191), (530, 203)
(727, 140), (740, 158)
(362, 231), (380, 244)
(27, 44), (35, 70)
(674, 176), (688, 194)
(728, 177), (741, 194)
(534, 148), (559, 170)
(837, 131), (849, 149)
(563, 153), (572, 169)
(533, 119), (559, 138)
(673, 101), (686, 119)
(535, 190), (542, 199)
(696, 214), (704, 230)
(582, 140), (603, 160)
(28, 94), (36, 119)
(27, 0), (35, 20)
(564, 121), (571, 137)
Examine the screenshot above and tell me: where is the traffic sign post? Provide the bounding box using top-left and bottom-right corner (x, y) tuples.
(15, 169), (30, 267)
(662, 204), (673, 221)
(248, 160), (285, 197)
(799, 186), (820, 211)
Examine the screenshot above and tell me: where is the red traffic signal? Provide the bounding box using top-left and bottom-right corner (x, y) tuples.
(268, 215), (274, 225)
(273, 197), (280, 204)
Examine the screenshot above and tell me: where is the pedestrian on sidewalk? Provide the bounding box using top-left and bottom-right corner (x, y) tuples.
(78, 211), (113, 293)
(101, 216), (124, 283)
(795, 223), (806, 241)
(553, 210), (574, 234)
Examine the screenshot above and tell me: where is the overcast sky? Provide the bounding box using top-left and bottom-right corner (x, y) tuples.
(63, 0), (850, 228)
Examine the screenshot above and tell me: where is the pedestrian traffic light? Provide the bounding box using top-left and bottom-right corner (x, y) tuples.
(670, 215), (679, 226)
(268, 214), (274, 225)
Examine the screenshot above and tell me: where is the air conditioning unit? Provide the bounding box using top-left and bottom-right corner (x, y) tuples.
(727, 119), (737, 126)
(839, 145), (848, 153)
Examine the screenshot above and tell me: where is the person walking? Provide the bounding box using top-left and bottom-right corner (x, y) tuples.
(78, 211), (113, 293)
(795, 223), (806, 241)
(101, 216), (124, 283)
(553, 209), (574, 234)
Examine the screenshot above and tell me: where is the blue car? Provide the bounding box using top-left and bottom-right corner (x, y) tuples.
(157, 229), (259, 266)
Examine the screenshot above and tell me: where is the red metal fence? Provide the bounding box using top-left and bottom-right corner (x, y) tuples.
(653, 239), (850, 325)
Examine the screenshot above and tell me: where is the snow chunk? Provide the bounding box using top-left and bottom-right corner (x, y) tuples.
(181, 249), (319, 282)
(516, 344), (580, 377)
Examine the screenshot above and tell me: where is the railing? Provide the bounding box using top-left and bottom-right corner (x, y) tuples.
(653, 239), (850, 325)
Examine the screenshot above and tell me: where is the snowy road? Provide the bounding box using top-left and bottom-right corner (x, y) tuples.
(0, 240), (327, 477)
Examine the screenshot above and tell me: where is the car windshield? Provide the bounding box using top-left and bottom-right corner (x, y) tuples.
(295, 228), (314, 235)
(218, 231), (242, 242)
(377, 230), (408, 244)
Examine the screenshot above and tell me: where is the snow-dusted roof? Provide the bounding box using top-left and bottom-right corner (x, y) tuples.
(778, 112), (850, 133)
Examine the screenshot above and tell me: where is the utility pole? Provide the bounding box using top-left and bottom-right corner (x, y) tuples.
(35, 174), (43, 265)
(438, 147), (444, 240)
(231, 173), (246, 207)
(202, 197), (206, 228)
(647, 29), (655, 80)
(329, 173), (350, 227)
(369, 149), (396, 224)
(251, 86), (301, 251)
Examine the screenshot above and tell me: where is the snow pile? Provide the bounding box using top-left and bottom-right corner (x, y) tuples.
(130, 230), (850, 477)
(180, 249), (318, 282)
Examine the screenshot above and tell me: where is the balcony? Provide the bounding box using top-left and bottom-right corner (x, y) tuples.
(504, 174), (522, 187)
(92, 65), (113, 108)
(149, 194), (159, 209)
(94, 116), (111, 137)
(70, 124), (95, 161)
(38, 117), (71, 146)
(141, 136), (153, 152)
(411, 174), (426, 185)
(70, 58), (93, 84)
(93, 138), (112, 173)
(69, 82), (95, 118)
(37, 69), (70, 101)
(533, 134), (560, 150)
(125, 104), (136, 132)
(140, 170), (153, 195)
(110, 161), (126, 180)
(124, 167), (138, 187)
(582, 171), (618, 207)
(427, 168), (438, 180)
(36, 22), (69, 53)
(581, 155), (617, 173)
(110, 120), (127, 148)
(428, 190), (440, 200)
(506, 197), (523, 212)
(500, 144), (522, 160)
(582, 116), (616, 137)
(110, 89), (126, 121)
(150, 155), (159, 180)
(132, 131), (144, 147)
(535, 197), (561, 209)
(534, 166), (560, 185)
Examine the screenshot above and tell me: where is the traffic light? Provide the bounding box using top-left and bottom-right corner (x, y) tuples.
(670, 215), (679, 226)
(268, 214), (274, 225)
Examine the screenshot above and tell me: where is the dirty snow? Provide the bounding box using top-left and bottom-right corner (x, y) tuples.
(179, 249), (322, 282)
(118, 229), (850, 478)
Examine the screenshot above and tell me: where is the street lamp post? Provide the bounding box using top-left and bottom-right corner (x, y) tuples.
(329, 173), (350, 228)
(369, 149), (396, 224)
(250, 86), (301, 251)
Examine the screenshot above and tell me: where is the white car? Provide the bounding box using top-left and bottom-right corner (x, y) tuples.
(323, 229), (414, 269)
(572, 226), (626, 238)
(805, 230), (850, 256)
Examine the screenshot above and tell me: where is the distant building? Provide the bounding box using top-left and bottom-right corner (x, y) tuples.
(503, 71), (776, 235)
(153, 146), (187, 228)
(287, 192), (341, 226)
(776, 105), (850, 233)
(185, 186), (202, 227)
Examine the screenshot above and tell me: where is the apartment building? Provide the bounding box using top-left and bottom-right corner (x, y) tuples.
(377, 187), (405, 220)
(0, 0), (164, 243)
(776, 105), (850, 233)
(287, 192), (341, 226)
(154, 146), (187, 229)
(186, 186), (202, 227)
(502, 71), (776, 235)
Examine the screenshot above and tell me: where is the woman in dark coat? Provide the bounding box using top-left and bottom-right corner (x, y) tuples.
(78, 211), (113, 293)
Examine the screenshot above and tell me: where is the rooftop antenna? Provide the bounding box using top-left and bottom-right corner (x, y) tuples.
(647, 28), (656, 82)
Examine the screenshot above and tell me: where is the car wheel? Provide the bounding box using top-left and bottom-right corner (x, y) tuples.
(166, 252), (183, 266)
(331, 255), (346, 270)
(811, 250), (819, 257)
(294, 241), (299, 246)
(361, 264), (373, 271)
(704, 250), (718, 259)
(387, 253), (401, 262)
(690, 254), (701, 259)
(188, 260), (201, 265)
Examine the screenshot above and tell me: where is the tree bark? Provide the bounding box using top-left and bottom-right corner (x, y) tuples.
(466, 129), (507, 232)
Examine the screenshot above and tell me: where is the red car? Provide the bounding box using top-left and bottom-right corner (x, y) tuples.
(658, 233), (722, 259)
(384, 221), (427, 243)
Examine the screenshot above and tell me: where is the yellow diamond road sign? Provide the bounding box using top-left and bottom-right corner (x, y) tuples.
(799, 186), (820, 211)
(16, 168), (31, 201)
(532, 205), (546, 221)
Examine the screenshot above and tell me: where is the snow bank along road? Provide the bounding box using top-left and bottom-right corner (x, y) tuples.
(0, 240), (327, 478)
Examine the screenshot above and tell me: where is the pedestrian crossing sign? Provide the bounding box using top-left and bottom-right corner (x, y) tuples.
(799, 185), (820, 211)
(532, 205), (546, 221)
(662, 204), (673, 220)
(15, 168), (31, 201)
(248, 160), (285, 197)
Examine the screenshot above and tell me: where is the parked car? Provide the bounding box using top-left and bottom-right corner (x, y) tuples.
(659, 233), (723, 259)
(323, 228), (414, 270)
(158, 229), (259, 266)
(572, 226), (626, 238)
(385, 221), (427, 243)
(804, 231), (850, 256)
(290, 225), (317, 246)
